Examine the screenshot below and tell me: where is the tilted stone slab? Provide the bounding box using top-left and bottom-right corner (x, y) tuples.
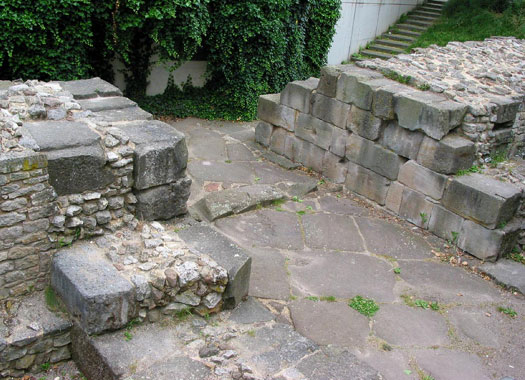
(322, 151), (347, 184)
(479, 259), (525, 294)
(59, 78), (123, 99)
(395, 91), (467, 140)
(135, 177), (191, 220)
(398, 187), (435, 229)
(346, 134), (405, 180)
(51, 243), (136, 335)
(347, 106), (384, 141)
(442, 173), (522, 229)
(345, 161), (391, 205)
(21, 121), (101, 151)
(192, 184), (285, 222)
(311, 93), (350, 129)
(372, 82), (411, 120)
(178, 224), (251, 309)
(381, 121), (424, 160)
(488, 96), (521, 123)
(255, 121), (273, 147)
(280, 77), (319, 113)
(335, 68), (384, 110)
(114, 120), (188, 190)
(77, 97), (137, 112)
(330, 126), (348, 157)
(89, 107), (152, 122)
(292, 137), (325, 173)
(398, 160), (448, 200)
(416, 135), (476, 174)
(257, 94), (296, 131)
(458, 220), (520, 261)
(270, 127), (289, 156)
(317, 66), (342, 98)
(385, 181), (405, 214)
(428, 205), (465, 243)
(295, 113), (334, 150)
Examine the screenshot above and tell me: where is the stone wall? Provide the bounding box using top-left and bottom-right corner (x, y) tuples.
(0, 79), (191, 301)
(256, 59), (524, 262)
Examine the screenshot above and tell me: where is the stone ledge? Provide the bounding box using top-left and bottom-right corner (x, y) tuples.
(59, 78), (122, 100)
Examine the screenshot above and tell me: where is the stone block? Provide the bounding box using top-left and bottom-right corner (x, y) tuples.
(134, 177), (191, 220)
(311, 93), (351, 129)
(398, 188), (435, 229)
(46, 145), (115, 195)
(51, 243), (136, 335)
(458, 220), (520, 262)
(178, 224), (251, 309)
(77, 97), (137, 112)
(270, 127), (289, 156)
(428, 205), (464, 242)
(114, 120), (188, 190)
(347, 106), (384, 141)
(293, 139), (325, 173)
(21, 121), (100, 151)
(372, 83), (411, 120)
(295, 113), (334, 150)
(345, 161), (390, 205)
(385, 181), (405, 214)
(0, 152), (47, 175)
(416, 135), (476, 174)
(89, 107), (153, 123)
(330, 127), (348, 158)
(322, 151), (347, 184)
(398, 160), (448, 200)
(336, 69), (385, 110)
(59, 78), (123, 99)
(442, 173), (522, 229)
(280, 77), (319, 113)
(395, 91), (467, 140)
(257, 94), (296, 131)
(381, 121), (424, 160)
(317, 66), (341, 98)
(488, 96), (521, 123)
(346, 134), (405, 180)
(255, 121), (273, 147)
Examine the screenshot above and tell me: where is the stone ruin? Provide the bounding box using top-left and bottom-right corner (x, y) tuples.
(0, 78), (251, 377)
(256, 37), (525, 263)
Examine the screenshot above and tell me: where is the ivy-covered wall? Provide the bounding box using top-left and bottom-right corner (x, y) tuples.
(0, 0), (341, 117)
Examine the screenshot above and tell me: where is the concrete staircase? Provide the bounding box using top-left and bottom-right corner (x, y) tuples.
(353, 0), (447, 61)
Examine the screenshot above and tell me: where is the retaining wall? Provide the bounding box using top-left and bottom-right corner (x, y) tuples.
(256, 64), (524, 262)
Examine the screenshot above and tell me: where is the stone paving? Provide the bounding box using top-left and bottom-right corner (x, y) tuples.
(171, 118), (525, 380)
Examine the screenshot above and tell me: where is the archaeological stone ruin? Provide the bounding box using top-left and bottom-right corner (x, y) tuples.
(256, 37), (525, 263)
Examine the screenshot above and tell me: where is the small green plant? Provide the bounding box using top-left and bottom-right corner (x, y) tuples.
(317, 179), (326, 185)
(336, 194), (341, 198)
(306, 296), (319, 301)
(414, 299), (440, 311)
(246, 329), (256, 337)
(394, 267), (401, 274)
(349, 295), (379, 317)
(498, 306), (517, 317)
(403, 369), (412, 375)
(254, 177), (261, 183)
(275, 206), (285, 212)
(290, 295), (297, 301)
(44, 286), (64, 313)
(306, 205), (314, 211)
(225, 160), (232, 164)
(124, 331), (133, 341)
(450, 231), (459, 245)
(41, 362), (51, 371)
(292, 196), (303, 203)
(420, 213), (428, 225)
(175, 307), (193, 321)
(506, 247), (525, 265)
(422, 375), (435, 380)
(296, 210), (306, 216)
(498, 221), (507, 229)
(320, 295), (337, 302)
(384, 71), (412, 84)
(417, 83), (431, 91)
(39, 377), (47, 380)
(489, 149), (507, 167)
(272, 199), (286, 207)
(456, 165), (481, 176)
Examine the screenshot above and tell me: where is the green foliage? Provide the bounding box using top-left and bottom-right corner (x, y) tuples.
(498, 306), (517, 317)
(349, 295), (379, 317)
(384, 71), (412, 84)
(456, 165), (482, 176)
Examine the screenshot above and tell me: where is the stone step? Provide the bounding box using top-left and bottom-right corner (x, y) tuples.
(382, 33), (416, 42)
(404, 18), (434, 27)
(423, 4), (444, 11)
(396, 23), (427, 32)
(368, 43), (407, 55)
(411, 10), (442, 17)
(392, 28), (422, 38)
(359, 49), (396, 60)
(408, 14), (439, 22)
(375, 38), (411, 49)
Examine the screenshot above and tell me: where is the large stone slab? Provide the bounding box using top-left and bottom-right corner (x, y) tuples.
(347, 106), (384, 141)
(394, 91), (467, 140)
(479, 259), (525, 294)
(295, 113), (335, 150)
(114, 120), (188, 190)
(51, 243), (136, 335)
(21, 121), (101, 151)
(178, 224), (251, 309)
(428, 204), (464, 242)
(280, 77), (319, 113)
(311, 93), (350, 129)
(346, 134), (405, 180)
(77, 96), (137, 112)
(245, 248), (290, 300)
(301, 213), (365, 252)
(413, 349), (492, 380)
(255, 121), (273, 147)
(416, 135), (476, 174)
(380, 121), (424, 160)
(192, 184), (285, 221)
(398, 187), (435, 229)
(345, 161), (391, 205)
(134, 177), (191, 220)
(442, 173), (522, 228)
(229, 297), (275, 324)
(335, 67), (384, 110)
(398, 160), (448, 200)
(89, 107), (152, 122)
(60, 78), (123, 99)
(257, 94), (296, 131)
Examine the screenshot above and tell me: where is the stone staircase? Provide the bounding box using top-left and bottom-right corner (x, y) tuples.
(353, 0), (447, 61)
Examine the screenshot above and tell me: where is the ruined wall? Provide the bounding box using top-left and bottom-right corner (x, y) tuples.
(256, 44), (524, 262)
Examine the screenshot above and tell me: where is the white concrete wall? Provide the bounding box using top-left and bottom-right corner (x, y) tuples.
(113, 57), (208, 96)
(327, 0), (425, 64)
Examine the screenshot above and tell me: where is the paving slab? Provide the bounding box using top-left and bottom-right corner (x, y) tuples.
(355, 217), (434, 259)
(352, 348), (418, 380)
(301, 213), (365, 251)
(215, 209), (304, 250)
(188, 161), (254, 183)
(288, 250), (396, 302)
(59, 78), (123, 99)
(77, 96), (137, 112)
(372, 303), (450, 347)
(317, 195), (370, 216)
(251, 162), (318, 186)
(89, 107), (153, 122)
(245, 247), (290, 300)
(226, 143), (257, 161)
(398, 260), (501, 303)
(479, 259), (525, 294)
(229, 297), (275, 324)
(289, 298), (370, 347)
(446, 306), (500, 348)
(187, 128), (228, 160)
